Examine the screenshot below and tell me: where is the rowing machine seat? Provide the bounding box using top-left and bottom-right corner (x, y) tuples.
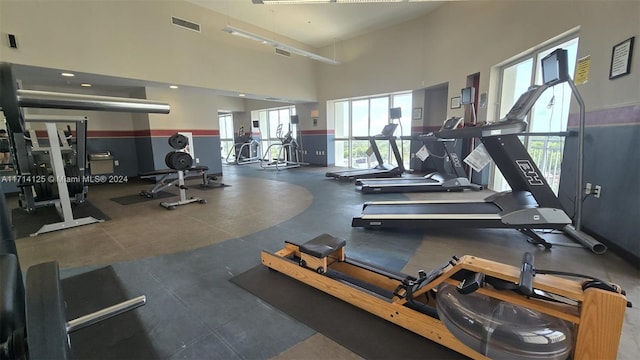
(299, 234), (346, 259)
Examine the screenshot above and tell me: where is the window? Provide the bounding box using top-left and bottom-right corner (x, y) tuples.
(332, 91), (412, 169)
(491, 36), (579, 194)
(219, 113), (234, 160)
(251, 105), (297, 160)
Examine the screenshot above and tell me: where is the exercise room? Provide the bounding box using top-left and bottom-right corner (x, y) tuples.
(1, 1), (638, 359)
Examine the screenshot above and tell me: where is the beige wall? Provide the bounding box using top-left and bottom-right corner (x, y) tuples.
(1, 0), (638, 124)
(144, 86), (244, 131)
(0, 0), (319, 102)
(317, 0), (640, 121)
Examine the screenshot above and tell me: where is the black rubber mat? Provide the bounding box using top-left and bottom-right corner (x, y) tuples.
(191, 182), (231, 191)
(110, 191), (175, 205)
(230, 264), (467, 360)
(11, 201), (110, 238)
(61, 266), (159, 359)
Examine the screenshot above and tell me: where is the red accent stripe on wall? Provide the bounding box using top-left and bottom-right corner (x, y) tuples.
(88, 130), (139, 138)
(568, 104), (640, 127)
(149, 129), (219, 136)
(84, 129), (220, 138)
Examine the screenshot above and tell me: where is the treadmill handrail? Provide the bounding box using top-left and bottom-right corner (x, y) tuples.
(353, 135), (397, 140)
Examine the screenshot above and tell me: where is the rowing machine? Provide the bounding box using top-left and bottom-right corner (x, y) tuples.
(261, 234), (630, 359)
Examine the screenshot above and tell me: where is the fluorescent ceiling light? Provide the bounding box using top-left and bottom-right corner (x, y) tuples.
(222, 25), (339, 65)
(61, 72), (75, 77)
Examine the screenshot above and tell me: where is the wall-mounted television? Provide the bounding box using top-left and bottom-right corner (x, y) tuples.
(389, 107), (402, 119)
(252, 120), (259, 128)
(461, 87), (475, 105)
(541, 48), (569, 85)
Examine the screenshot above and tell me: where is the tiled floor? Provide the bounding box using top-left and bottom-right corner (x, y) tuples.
(8, 164), (640, 359)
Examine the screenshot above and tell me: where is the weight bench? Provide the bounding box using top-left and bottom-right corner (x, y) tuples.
(139, 166), (211, 210)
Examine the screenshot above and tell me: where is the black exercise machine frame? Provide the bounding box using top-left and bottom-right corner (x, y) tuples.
(356, 117), (482, 193)
(326, 123), (405, 181)
(0, 62), (169, 360)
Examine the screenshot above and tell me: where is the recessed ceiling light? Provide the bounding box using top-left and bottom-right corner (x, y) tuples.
(169, 85), (178, 89)
(239, 93), (246, 97)
(80, 83), (92, 87)
(61, 72), (75, 77)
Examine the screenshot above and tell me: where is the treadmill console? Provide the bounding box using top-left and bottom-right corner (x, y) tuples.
(503, 84), (549, 122)
(380, 123), (399, 136)
(441, 117), (463, 131)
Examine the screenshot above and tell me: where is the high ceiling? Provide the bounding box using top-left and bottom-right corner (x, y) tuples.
(188, 0), (444, 48)
(10, 0), (445, 99)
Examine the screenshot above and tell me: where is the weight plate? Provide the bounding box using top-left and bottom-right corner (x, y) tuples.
(165, 152), (176, 169)
(0, 63), (25, 133)
(168, 133), (188, 150)
(25, 261), (71, 360)
(33, 165), (49, 201)
(43, 167), (54, 200)
(171, 151), (193, 171)
(65, 165), (82, 196)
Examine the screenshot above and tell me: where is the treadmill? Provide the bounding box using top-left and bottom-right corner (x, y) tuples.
(326, 123), (405, 181)
(351, 52), (574, 249)
(356, 117), (481, 193)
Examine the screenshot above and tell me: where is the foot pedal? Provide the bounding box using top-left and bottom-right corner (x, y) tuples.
(457, 272), (485, 294)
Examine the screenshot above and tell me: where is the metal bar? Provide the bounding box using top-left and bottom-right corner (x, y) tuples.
(45, 123), (74, 222)
(567, 80), (585, 230)
(523, 131), (577, 137)
(66, 295), (146, 333)
(17, 90), (170, 114)
(25, 115), (88, 122)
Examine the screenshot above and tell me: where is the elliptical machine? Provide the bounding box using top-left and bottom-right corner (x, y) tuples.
(225, 125), (260, 165)
(260, 121), (306, 171)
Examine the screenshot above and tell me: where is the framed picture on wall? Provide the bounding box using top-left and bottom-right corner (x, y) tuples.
(450, 97), (461, 109)
(609, 36), (634, 79)
(412, 107), (422, 120)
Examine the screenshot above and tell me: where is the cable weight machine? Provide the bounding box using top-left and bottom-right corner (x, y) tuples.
(0, 62), (170, 359)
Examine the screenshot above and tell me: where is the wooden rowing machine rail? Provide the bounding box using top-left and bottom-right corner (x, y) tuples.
(260, 234), (629, 360)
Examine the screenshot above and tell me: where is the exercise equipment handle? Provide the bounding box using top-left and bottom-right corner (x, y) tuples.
(518, 252), (535, 295)
(17, 90), (170, 114)
(66, 295), (146, 333)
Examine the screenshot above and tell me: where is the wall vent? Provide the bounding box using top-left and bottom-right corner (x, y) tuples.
(274, 48), (291, 57)
(171, 16), (201, 32)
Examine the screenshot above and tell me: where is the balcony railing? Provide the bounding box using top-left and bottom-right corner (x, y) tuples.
(526, 136), (565, 194)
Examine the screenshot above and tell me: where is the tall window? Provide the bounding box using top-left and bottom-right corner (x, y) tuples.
(491, 36), (579, 194)
(332, 91), (412, 169)
(219, 113), (234, 160)
(251, 106), (297, 160)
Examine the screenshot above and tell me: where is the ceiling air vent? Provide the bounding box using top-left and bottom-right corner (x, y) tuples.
(275, 48), (291, 57)
(171, 16), (201, 32)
